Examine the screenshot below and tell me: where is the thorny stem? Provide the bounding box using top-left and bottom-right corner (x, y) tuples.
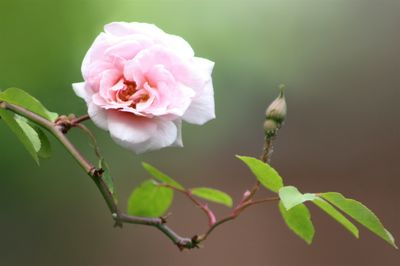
(0, 100), (279, 250)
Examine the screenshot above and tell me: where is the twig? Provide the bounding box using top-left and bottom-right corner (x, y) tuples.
(71, 114), (90, 124)
(158, 184), (217, 227)
(198, 196), (279, 242)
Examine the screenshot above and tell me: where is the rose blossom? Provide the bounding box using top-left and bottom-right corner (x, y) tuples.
(73, 22), (215, 153)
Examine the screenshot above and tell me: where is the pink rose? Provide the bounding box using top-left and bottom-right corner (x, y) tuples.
(73, 22), (215, 153)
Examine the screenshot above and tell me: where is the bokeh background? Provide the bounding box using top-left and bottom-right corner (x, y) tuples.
(0, 0), (399, 265)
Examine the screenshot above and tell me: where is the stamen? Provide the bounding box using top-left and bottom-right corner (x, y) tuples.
(119, 80), (137, 101)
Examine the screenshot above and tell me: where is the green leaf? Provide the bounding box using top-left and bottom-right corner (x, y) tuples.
(0, 88), (58, 121)
(142, 162), (184, 190)
(279, 201), (315, 244)
(236, 155), (284, 193)
(190, 187), (233, 207)
(321, 192), (397, 248)
(127, 180), (173, 217)
(14, 115), (41, 153)
(0, 110), (40, 164)
(33, 126), (51, 159)
(99, 159), (118, 203)
(279, 186), (317, 210)
(312, 197), (359, 238)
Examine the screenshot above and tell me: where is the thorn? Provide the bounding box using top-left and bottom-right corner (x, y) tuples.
(90, 167), (104, 178)
(160, 212), (172, 224)
(111, 213), (123, 228)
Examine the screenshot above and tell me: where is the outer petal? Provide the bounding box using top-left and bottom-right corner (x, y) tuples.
(105, 22), (194, 57)
(107, 111), (179, 154)
(105, 22), (165, 38)
(170, 119), (183, 147)
(72, 82), (93, 102)
(193, 57), (214, 76)
(182, 78), (215, 125)
(73, 82), (109, 131)
(162, 34), (194, 57)
(88, 102), (109, 131)
(81, 33), (110, 79)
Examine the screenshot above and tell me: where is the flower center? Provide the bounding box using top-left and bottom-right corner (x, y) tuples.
(118, 80), (137, 101)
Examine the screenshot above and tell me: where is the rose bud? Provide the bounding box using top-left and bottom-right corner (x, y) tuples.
(73, 22), (215, 154)
(265, 86), (287, 124)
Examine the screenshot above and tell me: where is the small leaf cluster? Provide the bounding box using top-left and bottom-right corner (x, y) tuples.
(237, 155), (397, 248)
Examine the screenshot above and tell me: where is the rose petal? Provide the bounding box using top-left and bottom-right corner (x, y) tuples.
(88, 102), (109, 130)
(182, 79), (215, 125)
(72, 82), (93, 102)
(170, 119), (183, 147)
(107, 111), (179, 154)
(105, 22), (164, 38)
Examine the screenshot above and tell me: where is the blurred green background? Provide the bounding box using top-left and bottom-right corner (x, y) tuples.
(0, 0), (399, 265)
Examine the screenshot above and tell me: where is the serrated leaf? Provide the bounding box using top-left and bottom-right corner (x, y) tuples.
(127, 180), (173, 217)
(279, 201), (315, 244)
(190, 187), (233, 207)
(142, 162), (184, 190)
(99, 159), (117, 203)
(236, 155), (284, 193)
(312, 197), (359, 238)
(0, 88), (58, 121)
(0, 110), (40, 164)
(32, 125), (51, 159)
(279, 186), (317, 210)
(321, 192), (397, 248)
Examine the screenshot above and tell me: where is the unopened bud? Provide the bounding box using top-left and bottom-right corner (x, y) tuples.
(265, 85), (287, 124)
